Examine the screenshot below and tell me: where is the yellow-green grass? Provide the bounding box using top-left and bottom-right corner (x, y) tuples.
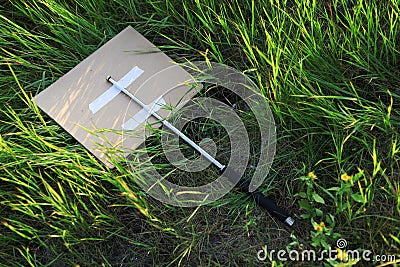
(0, 0), (399, 266)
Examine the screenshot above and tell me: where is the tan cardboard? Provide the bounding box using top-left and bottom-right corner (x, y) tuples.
(33, 26), (198, 168)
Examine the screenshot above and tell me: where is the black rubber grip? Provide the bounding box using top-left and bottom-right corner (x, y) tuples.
(222, 166), (293, 225)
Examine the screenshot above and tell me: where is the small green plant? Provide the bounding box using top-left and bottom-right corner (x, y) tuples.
(296, 172), (340, 250)
(296, 169), (377, 265)
(296, 172), (325, 220)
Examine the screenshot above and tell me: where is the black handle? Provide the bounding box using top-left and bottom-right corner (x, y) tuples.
(222, 166), (294, 226)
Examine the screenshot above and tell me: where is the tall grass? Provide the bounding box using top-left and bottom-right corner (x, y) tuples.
(1, 0), (399, 266)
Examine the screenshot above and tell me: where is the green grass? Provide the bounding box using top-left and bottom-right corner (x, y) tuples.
(1, 0), (400, 266)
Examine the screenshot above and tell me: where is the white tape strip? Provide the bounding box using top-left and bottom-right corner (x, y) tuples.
(89, 66), (144, 114)
(122, 97), (166, 130)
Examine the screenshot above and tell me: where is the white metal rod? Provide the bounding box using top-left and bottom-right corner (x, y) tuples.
(106, 75), (226, 170)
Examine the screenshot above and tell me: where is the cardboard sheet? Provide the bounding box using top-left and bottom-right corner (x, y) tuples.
(34, 26), (199, 168)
